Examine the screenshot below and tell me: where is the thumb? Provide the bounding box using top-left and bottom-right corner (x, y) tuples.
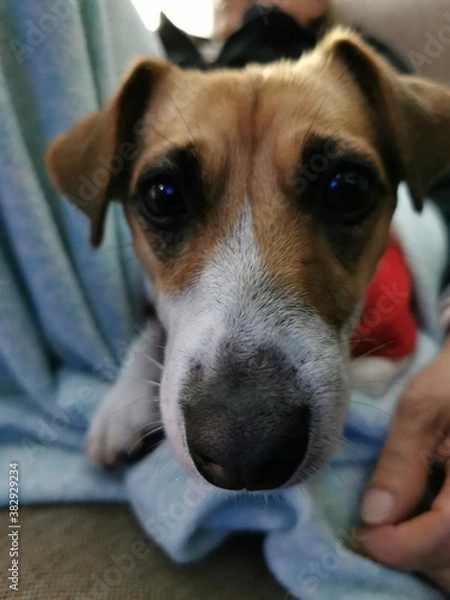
(361, 395), (435, 526)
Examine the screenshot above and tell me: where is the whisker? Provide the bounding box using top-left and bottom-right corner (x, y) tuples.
(131, 323), (166, 351)
(351, 339), (397, 362)
(141, 342), (166, 352)
(117, 374), (161, 387)
(171, 87), (196, 147)
(138, 351), (164, 371)
(152, 128), (176, 147)
(339, 436), (357, 450)
(350, 400), (393, 417)
(304, 96), (327, 142)
(129, 425), (165, 455)
(125, 420), (163, 442)
(340, 336), (388, 350)
(100, 397), (160, 423)
(324, 463), (347, 489)
(334, 440), (369, 474)
(138, 437), (165, 456)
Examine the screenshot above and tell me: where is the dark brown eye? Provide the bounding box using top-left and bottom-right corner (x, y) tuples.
(137, 175), (187, 227)
(323, 164), (376, 222)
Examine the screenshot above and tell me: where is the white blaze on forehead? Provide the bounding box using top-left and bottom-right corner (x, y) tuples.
(156, 203), (351, 477)
(158, 202), (259, 355)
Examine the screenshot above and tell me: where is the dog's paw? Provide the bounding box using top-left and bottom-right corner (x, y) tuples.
(86, 385), (161, 467)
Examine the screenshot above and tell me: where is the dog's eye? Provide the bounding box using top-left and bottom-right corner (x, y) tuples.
(323, 165), (375, 222)
(137, 175), (187, 226)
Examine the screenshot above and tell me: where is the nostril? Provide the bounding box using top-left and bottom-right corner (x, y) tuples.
(194, 450), (211, 466)
(190, 448), (242, 489)
(193, 450), (226, 479)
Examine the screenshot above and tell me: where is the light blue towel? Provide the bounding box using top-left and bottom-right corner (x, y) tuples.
(0, 0), (161, 502)
(0, 2), (447, 597)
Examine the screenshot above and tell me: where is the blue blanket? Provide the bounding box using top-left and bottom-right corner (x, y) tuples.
(0, 0), (161, 502)
(0, 2), (447, 597)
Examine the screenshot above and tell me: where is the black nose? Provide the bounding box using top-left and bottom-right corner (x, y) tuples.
(184, 345), (311, 490)
(188, 404), (309, 490)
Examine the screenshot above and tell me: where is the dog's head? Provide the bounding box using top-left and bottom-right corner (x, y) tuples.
(47, 29), (450, 490)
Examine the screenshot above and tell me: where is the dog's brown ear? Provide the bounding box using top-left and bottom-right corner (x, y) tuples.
(46, 59), (173, 246)
(321, 28), (450, 210)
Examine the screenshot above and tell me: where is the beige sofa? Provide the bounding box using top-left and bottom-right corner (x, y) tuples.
(335, 0), (450, 84)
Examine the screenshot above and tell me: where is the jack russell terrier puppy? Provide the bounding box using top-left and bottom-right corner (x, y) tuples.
(47, 29), (450, 491)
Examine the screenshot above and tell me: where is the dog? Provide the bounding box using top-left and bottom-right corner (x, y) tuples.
(47, 28), (450, 491)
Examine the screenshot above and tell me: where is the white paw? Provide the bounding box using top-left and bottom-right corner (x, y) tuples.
(86, 318), (165, 466)
(86, 382), (161, 466)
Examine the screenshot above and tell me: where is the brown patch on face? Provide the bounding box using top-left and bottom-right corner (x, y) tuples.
(126, 67), (262, 293)
(245, 65), (396, 328)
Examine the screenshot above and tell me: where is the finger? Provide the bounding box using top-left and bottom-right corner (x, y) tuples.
(362, 466), (450, 571)
(424, 567), (450, 593)
(362, 512), (450, 571)
(361, 393), (436, 526)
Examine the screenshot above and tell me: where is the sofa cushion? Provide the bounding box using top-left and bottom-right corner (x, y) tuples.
(0, 504), (286, 599)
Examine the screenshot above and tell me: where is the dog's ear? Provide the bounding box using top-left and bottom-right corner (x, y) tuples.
(321, 28), (450, 210)
(46, 59), (173, 246)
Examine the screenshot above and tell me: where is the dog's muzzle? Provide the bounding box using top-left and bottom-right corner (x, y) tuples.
(182, 343), (311, 491)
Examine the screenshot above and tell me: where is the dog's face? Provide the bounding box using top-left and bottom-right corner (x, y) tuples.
(47, 30), (450, 490)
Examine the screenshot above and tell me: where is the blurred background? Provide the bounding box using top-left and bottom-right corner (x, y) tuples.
(131, 0), (215, 36)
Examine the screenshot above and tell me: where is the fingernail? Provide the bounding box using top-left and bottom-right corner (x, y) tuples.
(361, 489), (395, 525)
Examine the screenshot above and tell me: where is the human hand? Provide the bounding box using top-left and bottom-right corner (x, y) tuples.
(360, 340), (450, 591)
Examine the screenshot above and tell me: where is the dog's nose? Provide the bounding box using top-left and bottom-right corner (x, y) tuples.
(183, 344), (311, 490)
(186, 402), (310, 491)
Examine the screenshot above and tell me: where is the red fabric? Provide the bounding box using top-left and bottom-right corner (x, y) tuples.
(351, 238), (418, 359)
